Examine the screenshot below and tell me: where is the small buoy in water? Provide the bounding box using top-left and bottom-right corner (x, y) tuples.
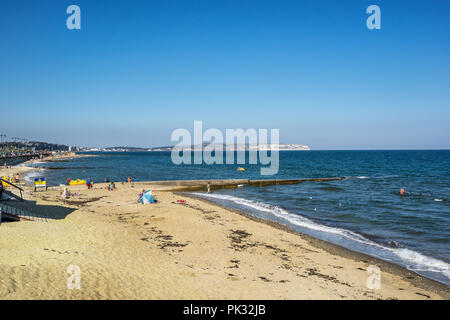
(237, 167), (246, 171)
(309, 197), (312, 200)
(314, 208), (317, 211)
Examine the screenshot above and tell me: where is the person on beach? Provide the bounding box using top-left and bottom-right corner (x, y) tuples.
(127, 176), (134, 187)
(61, 188), (71, 198)
(86, 178), (93, 189)
(108, 182), (116, 191)
(15, 173), (20, 184)
(207, 183), (211, 193)
(105, 178), (109, 183)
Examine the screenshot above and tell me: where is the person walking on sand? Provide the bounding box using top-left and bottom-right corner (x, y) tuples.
(207, 183), (211, 193)
(86, 177), (93, 189)
(127, 176), (134, 187)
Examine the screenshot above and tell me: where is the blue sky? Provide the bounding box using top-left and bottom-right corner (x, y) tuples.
(0, 0), (449, 149)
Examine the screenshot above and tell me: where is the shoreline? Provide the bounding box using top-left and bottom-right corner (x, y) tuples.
(183, 192), (450, 297)
(0, 159), (449, 299)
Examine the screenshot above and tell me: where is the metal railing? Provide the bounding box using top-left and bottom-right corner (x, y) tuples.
(0, 177), (24, 200)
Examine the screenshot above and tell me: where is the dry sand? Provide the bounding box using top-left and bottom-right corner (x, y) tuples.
(0, 162), (449, 299)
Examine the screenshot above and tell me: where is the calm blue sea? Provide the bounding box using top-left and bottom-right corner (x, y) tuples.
(24, 150), (450, 285)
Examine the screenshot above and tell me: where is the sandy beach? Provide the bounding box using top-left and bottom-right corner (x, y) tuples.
(0, 160), (449, 300)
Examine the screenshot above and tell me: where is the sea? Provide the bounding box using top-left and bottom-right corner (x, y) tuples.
(23, 150), (450, 285)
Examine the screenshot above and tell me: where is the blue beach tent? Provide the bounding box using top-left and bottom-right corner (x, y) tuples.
(139, 190), (154, 204)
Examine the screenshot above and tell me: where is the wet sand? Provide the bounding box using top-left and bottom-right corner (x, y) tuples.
(0, 162), (449, 299)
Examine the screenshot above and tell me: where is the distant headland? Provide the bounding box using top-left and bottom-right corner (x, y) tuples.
(83, 144), (310, 152)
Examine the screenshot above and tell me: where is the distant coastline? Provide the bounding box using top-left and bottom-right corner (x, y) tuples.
(82, 143), (310, 152)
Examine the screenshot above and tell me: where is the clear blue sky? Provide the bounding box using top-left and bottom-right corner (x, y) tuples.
(1, 0), (449, 149)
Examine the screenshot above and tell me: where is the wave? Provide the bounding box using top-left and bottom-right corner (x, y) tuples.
(345, 175), (400, 180)
(343, 176), (369, 180)
(394, 248), (450, 279)
(193, 192), (450, 283)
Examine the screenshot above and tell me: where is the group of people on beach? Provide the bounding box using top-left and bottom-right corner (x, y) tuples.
(102, 177), (133, 189)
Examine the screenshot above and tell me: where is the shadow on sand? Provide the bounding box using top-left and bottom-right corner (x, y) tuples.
(0, 199), (77, 220)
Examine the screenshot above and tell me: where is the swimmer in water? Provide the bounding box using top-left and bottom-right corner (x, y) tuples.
(400, 188), (405, 196)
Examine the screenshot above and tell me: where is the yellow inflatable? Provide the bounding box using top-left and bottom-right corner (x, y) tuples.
(237, 167), (246, 171)
(69, 179), (87, 186)
(1, 176), (13, 187)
